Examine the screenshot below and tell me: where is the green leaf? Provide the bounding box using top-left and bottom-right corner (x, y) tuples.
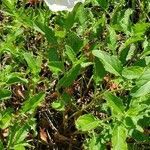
(107, 26), (117, 54)
(119, 47), (130, 64)
(124, 116), (135, 128)
(131, 129), (150, 142)
(3, 0), (16, 11)
(65, 32), (83, 54)
(47, 48), (59, 61)
(96, 0), (108, 9)
(124, 36), (144, 48)
(92, 50), (123, 76)
(52, 92), (71, 112)
(126, 44), (136, 61)
(104, 92), (125, 115)
(52, 100), (65, 111)
(13, 127), (28, 144)
(112, 124), (128, 150)
(119, 37), (144, 62)
(75, 114), (100, 131)
(93, 58), (106, 84)
(133, 23), (150, 36)
(88, 132), (105, 150)
(126, 97), (148, 117)
(120, 9), (133, 35)
(64, 12), (75, 30)
(131, 81), (150, 97)
(64, 3), (81, 30)
(0, 140), (4, 150)
(75, 4), (88, 25)
(48, 61), (64, 74)
(23, 53), (41, 75)
(0, 89), (11, 101)
(57, 64), (81, 88)
(34, 20), (57, 44)
(65, 45), (77, 63)
(141, 38), (150, 57)
(55, 30), (66, 38)
(119, 36), (143, 64)
(122, 66), (144, 79)
(43, 25), (57, 44)
(14, 145), (26, 150)
(136, 69), (150, 86)
(21, 92), (45, 113)
(6, 74), (28, 84)
(52, 93), (71, 111)
(0, 108), (13, 129)
(8, 123), (30, 149)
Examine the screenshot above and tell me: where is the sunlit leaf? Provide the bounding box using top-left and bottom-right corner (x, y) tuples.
(131, 81), (150, 97)
(76, 114), (100, 131)
(104, 92), (125, 115)
(112, 124), (128, 150)
(92, 50), (123, 76)
(0, 108), (13, 129)
(122, 66), (144, 79)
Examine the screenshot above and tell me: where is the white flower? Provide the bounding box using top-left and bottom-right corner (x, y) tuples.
(44, 0), (85, 12)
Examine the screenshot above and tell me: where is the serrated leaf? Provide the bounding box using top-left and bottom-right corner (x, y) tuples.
(126, 104), (147, 117)
(57, 64), (81, 88)
(34, 20), (57, 44)
(126, 44), (136, 61)
(64, 3), (80, 30)
(23, 53), (41, 75)
(75, 4), (88, 25)
(21, 92), (45, 113)
(107, 26), (117, 54)
(120, 9), (133, 35)
(66, 32), (83, 54)
(122, 66), (144, 79)
(104, 92), (125, 115)
(133, 23), (150, 36)
(75, 114), (100, 131)
(127, 96), (149, 118)
(92, 50), (123, 76)
(0, 89), (11, 101)
(65, 45), (77, 63)
(119, 37), (144, 62)
(112, 124), (128, 150)
(141, 38), (150, 57)
(136, 69), (150, 86)
(131, 81), (150, 97)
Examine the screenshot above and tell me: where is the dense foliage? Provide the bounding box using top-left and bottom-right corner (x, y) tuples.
(0, 0), (150, 149)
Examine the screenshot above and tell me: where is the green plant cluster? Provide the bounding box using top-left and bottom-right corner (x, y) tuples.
(0, 0), (150, 149)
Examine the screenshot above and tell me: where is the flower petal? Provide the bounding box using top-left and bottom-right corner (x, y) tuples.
(44, 0), (85, 11)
